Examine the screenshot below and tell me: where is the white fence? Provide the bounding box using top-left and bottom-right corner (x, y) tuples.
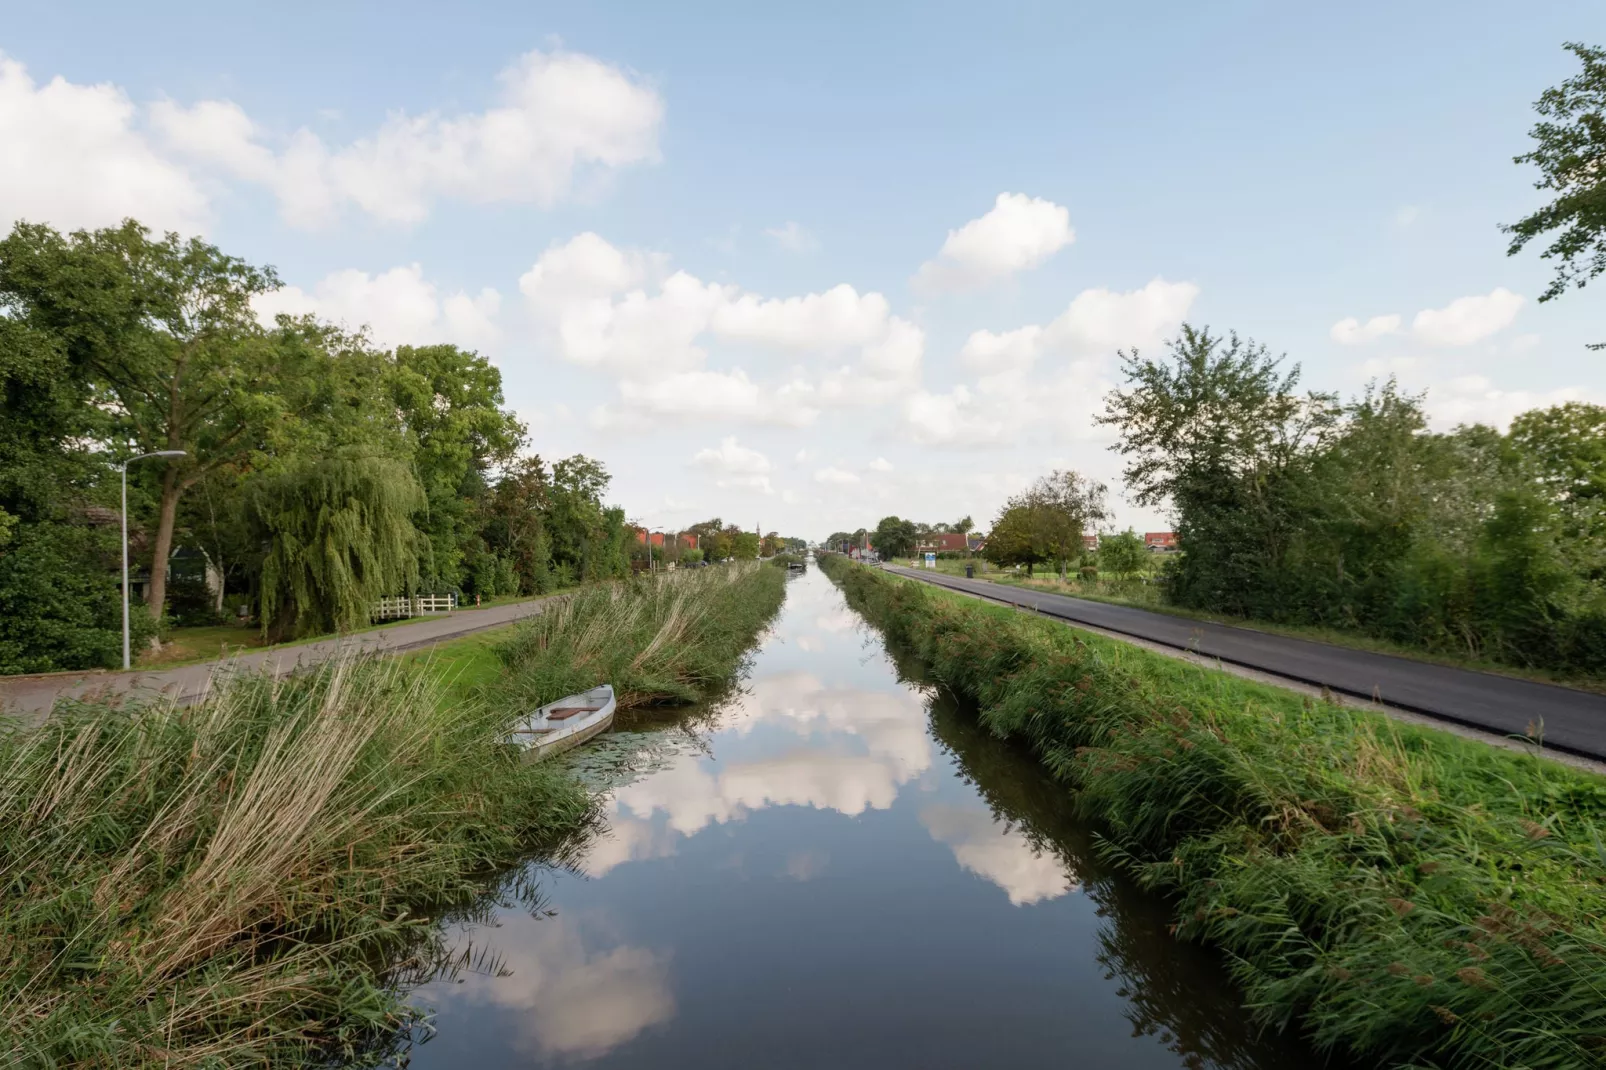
(371, 594), (457, 621)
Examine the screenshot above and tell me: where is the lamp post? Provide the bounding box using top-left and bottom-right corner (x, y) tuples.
(119, 450), (186, 670)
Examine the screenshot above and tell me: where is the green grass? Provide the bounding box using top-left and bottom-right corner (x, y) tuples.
(491, 561), (786, 715)
(893, 557), (1606, 694)
(821, 554), (1606, 1069)
(395, 626), (518, 712)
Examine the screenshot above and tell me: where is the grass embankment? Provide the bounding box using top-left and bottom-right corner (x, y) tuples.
(819, 555), (1606, 1069)
(898, 557), (1606, 693)
(0, 657), (590, 1067)
(491, 561), (786, 714)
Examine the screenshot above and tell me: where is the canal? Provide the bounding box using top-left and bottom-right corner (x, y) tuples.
(401, 564), (1327, 1069)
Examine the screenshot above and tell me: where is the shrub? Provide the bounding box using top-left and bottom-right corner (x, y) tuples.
(0, 520), (156, 673)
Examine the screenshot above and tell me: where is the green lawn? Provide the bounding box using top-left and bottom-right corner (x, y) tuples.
(137, 587), (576, 672)
(395, 626), (517, 711)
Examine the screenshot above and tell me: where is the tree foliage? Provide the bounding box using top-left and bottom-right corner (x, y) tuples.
(1102, 325), (1606, 674)
(873, 516), (919, 559)
(250, 454), (426, 639)
(983, 471), (1107, 577)
(0, 217), (652, 669)
(1097, 529), (1149, 580)
(1503, 42), (1606, 328)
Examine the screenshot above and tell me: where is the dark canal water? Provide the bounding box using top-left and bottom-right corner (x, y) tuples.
(402, 565), (1325, 1069)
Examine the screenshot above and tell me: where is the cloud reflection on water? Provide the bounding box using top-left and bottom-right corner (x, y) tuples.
(425, 918), (674, 1060)
(919, 804), (1077, 906)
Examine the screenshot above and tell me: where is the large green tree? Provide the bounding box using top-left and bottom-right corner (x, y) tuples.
(872, 516), (918, 559)
(390, 344), (523, 591)
(1100, 325), (1338, 611)
(0, 220), (282, 619)
(1503, 42), (1606, 343)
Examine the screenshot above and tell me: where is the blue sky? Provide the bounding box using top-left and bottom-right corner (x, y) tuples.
(4, 2), (1603, 537)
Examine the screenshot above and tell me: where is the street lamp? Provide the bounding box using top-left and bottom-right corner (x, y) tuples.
(118, 450), (186, 670)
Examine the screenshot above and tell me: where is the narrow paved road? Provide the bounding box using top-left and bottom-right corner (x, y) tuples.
(885, 565), (1606, 762)
(0, 596), (553, 721)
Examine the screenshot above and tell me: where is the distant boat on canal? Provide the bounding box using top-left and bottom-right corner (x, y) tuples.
(506, 684), (616, 760)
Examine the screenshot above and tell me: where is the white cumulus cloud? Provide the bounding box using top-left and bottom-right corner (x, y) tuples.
(252, 265), (501, 351)
(1333, 290), (1526, 348)
(813, 466), (860, 485)
(524, 232), (923, 428)
(0, 54), (209, 234)
(152, 48), (663, 227)
(913, 192), (1074, 293)
(1411, 288), (1525, 346)
(905, 278), (1198, 447)
(1330, 313), (1402, 345)
(691, 436), (775, 493)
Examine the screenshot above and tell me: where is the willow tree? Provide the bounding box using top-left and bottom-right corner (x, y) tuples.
(249, 454), (424, 639)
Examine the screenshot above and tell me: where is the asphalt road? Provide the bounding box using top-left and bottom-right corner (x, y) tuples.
(0, 596), (553, 722)
(884, 565), (1606, 762)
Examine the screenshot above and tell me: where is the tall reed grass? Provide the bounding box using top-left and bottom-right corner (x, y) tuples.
(0, 656), (590, 1067)
(821, 555), (1606, 1070)
(491, 561), (786, 714)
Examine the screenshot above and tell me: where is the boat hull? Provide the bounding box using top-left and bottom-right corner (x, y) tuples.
(528, 705), (614, 760)
(506, 684), (617, 762)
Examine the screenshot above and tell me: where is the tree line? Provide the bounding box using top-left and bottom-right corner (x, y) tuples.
(1102, 328), (1606, 675)
(0, 220), (636, 672)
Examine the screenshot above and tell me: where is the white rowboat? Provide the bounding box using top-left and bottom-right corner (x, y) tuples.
(506, 684), (616, 761)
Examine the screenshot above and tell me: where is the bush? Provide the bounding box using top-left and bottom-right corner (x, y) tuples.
(0, 520), (156, 673)
(165, 570), (224, 628)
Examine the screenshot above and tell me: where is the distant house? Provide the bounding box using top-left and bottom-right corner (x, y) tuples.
(1082, 534), (1099, 551)
(914, 532), (968, 554)
(967, 534), (987, 553)
(1144, 531), (1179, 553)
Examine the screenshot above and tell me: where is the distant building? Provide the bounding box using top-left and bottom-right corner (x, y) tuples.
(1144, 531), (1179, 553)
(1082, 534), (1099, 551)
(914, 532), (968, 554)
(967, 534), (987, 553)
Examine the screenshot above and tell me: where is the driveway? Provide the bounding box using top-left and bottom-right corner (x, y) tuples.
(886, 565), (1606, 762)
(0, 597), (553, 721)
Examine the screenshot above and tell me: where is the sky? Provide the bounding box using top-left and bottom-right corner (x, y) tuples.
(4, 1), (1603, 539)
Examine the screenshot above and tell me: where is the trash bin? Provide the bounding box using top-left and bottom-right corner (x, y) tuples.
(964, 564), (974, 578)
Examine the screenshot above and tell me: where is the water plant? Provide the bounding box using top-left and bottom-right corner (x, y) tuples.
(492, 561), (786, 713)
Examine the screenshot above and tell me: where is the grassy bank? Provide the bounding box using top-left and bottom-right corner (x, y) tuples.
(491, 561), (786, 714)
(0, 656), (591, 1067)
(819, 555), (1606, 1069)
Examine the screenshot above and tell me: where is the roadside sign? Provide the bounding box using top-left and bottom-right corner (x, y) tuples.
(924, 552), (936, 569)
